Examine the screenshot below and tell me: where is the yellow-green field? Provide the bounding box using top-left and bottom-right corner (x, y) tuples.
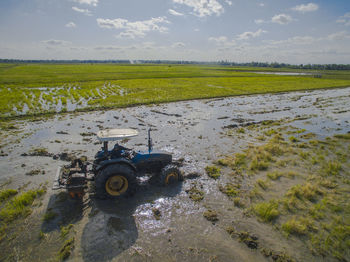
(1, 63), (350, 118)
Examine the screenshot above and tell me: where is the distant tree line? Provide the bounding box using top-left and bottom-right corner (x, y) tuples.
(1, 59), (350, 70)
(217, 61), (350, 70)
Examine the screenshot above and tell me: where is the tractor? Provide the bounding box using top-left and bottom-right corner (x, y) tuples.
(52, 128), (183, 198)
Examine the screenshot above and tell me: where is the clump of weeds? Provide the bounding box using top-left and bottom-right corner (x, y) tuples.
(42, 210), (57, 222)
(252, 200), (279, 222)
(266, 171), (282, 180)
(203, 209), (218, 222)
(219, 183), (239, 197)
(0, 189), (17, 204)
(60, 224), (74, 238)
(282, 216), (316, 236)
(58, 237), (75, 261)
(205, 165), (221, 179)
(186, 186), (204, 202)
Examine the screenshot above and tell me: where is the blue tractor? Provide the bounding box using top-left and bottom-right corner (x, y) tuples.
(53, 129), (183, 199)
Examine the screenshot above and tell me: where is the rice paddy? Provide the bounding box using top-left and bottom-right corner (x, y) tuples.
(1, 63), (350, 118)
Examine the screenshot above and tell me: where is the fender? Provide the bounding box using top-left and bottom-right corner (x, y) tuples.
(96, 158), (137, 173)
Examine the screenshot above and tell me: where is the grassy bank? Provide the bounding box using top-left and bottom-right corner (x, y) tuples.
(1, 63), (350, 118)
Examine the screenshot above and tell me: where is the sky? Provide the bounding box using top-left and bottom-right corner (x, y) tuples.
(0, 0), (350, 64)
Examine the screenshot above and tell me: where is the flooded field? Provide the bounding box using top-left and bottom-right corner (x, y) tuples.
(0, 87), (349, 262)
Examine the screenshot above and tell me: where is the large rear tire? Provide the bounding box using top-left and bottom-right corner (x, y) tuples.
(95, 164), (137, 199)
(157, 165), (183, 186)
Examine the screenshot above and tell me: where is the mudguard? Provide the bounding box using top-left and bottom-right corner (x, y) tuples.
(95, 158), (137, 173)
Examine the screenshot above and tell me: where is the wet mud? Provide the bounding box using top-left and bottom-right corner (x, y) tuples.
(0, 87), (349, 261)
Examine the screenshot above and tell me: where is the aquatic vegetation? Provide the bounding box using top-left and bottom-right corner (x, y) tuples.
(266, 171), (282, 180)
(42, 210), (57, 222)
(219, 183), (239, 197)
(282, 216), (315, 236)
(233, 197), (245, 208)
(0, 189), (17, 204)
(256, 179), (269, 190)
(0, 188), (46, 223)
(205, 165), (221, 179)
(58, 237), (75, 261)
(186, 186), (204, 202)
(289, 136), (299, 143)
(286, 183), (322, 202)
(250, 157), (269, 171)
(252, 200), (279, 222)
(203, 209), (218, 222)
(324, 161), (341, 176)
(60, 224), (74, 238)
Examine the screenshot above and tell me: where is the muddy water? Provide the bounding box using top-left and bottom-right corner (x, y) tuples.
(1, 87), (350, 261)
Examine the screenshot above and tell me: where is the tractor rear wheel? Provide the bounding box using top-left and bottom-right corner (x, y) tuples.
(157, 165), (183, 186)
(95, 164), (137, 199)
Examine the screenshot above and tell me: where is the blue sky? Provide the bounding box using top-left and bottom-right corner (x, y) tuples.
(0, 0), (349, 63)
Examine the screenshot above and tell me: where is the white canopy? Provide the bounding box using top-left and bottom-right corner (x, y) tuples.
(96, 128), (138, 142)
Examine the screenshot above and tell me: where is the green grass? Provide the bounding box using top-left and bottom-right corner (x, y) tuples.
(1, 63), (350, 118)
(42, 210), (57, 222)
(282, 216), (313, 236)
(266, 171), (282, 180)
(286, 183), (322, 202)
(0, 188), (45, 223)
(60, 224), (74, 238)
(219, 183), (239, 197)
(58, 237), (74, 261)
(0, 189), (17, 204)
(0, 188), (46, 241)
(252, 200), (280, 222)
(205, 165), (221, 179)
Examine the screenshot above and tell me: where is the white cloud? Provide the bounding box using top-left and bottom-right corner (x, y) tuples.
(73, 0), (98, 6)
(97, 17), (170, 38)
(172, 0), (224, 17)
(337, 13), (350, 26)
(65, 22), (76, 28)
(209, 36), (236, 46)
(94, 46), (121, 51)
(254, 19), (265, 24)
(271, 14), (293, 25)
(171, 42), (186, 48)
(72, 6), (92, 16)
(209, 36), (228, 44)
(224, 0), (232, 6)
(168, 9), (184, 16)
(259, 3), (265, 7)
(327, 31), (350, 41)
(42, 39), (71, 46)
(266, 36), (316, 45)
(292, 3), (318, 13)
(237, 29), (267, 40)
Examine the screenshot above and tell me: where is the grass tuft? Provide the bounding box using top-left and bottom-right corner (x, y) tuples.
(0, 189), (17, 204)
(252, 200), (279, 222)
(205, 165), (221, 179)
(219, 183), (239, 197)
(58, 237), (75, 261)
(203, 209), (218, 222)
(0, 188), (46, 223)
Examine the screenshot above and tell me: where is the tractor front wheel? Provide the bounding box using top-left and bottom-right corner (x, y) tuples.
(95, 164), (137, 199)
(157, 165), (183, 186)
